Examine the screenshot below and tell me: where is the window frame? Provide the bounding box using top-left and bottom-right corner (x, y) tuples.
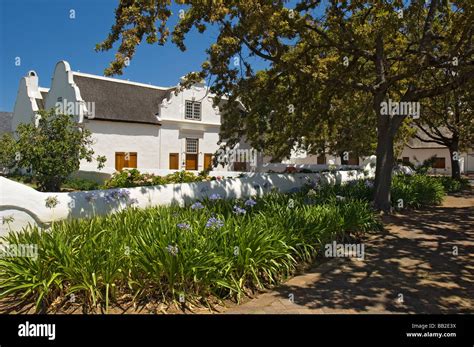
(185, 100), (202, 121)
(185, 138), (199, 154)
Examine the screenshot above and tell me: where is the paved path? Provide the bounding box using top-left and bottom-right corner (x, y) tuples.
(225, 191), (474, 314)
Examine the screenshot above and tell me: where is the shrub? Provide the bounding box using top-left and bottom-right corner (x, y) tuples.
(12, 110), (106, 192)
(63, 178), (100, 191)
(103, 169), (209, 189)
(391, 174), (445, 208)
(103, 169), (164, 189)
(414, 155), (437, 175)
(431, 176), (469, 193)
(0, 133), (17, 172)
(164, 170), (204, 183)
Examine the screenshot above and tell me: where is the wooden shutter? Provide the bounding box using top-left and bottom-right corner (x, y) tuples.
(115, 152), (137, 171)
(128, 153), (137, 168)
(204, 153), (213, 170)
(169, 153), (179, 170)
(185, 154), (198, 170)
(115, 152), (125, 171)
(317, 155), (326, 164)
(432, 157), (446, 169)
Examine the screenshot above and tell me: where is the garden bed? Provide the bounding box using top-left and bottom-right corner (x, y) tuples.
(0, 188), (382, 314)
(0, 173), (458, 314)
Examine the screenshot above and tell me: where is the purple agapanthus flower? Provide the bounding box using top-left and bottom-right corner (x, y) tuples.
(244, 198), (257, 207)
(205, 217), (224, 229)
(104, 189), (131, 203)
(364, 180), (374, 189)
(118, 189), (131, 199)
(177, 222), (191, 230)
(166, 244), (179, 256)
(209, 193), (222, 201)
(233, 205), (246, 215)
(191, 202), (204, 210)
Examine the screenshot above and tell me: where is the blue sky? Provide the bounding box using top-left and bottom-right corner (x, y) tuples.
(0, 0), (242, 112)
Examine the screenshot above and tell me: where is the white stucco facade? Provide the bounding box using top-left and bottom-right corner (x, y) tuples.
(11, 71), (47, 131)
(10, 61), (244, 173)
(81, 120), (161, 171)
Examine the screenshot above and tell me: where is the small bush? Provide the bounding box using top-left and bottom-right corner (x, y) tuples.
(103, 169), (210, 189)
(63, 178), (100, 191)
(431, 176), (469, 193)
(103, 169), (164, 189)
(391, 174), (445, 208)
(164, 170), (204, 183)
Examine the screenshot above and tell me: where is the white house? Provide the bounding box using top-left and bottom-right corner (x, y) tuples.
(398, 135), (474, 175)
(12, 61), (261, 175)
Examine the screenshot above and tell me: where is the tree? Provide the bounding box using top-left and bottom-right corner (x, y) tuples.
(413, 80), (473, 180)
(97, 0), (474, 211)
(0, 133), (18, 172)
(14, 110), (105, 192)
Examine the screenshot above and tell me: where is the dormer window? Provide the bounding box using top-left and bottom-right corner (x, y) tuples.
(185, 100), (201, 120)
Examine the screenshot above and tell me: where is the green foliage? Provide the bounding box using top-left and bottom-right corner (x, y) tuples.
(164, 170), (203, 183)
(13, 110), (105, 192)
(0, 133), (18, 171)
(432, 176), (469, 193)
(63, 178), (100, 191)
(391, 174), (445, 208)
(95, 0), (474, 210)
(414, 155), (438, 175)
(103, 169), (161, 189)
(0, 192), (381, 313)
(103, 169), (208, 189)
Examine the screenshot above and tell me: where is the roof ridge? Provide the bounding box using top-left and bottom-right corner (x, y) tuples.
(72, 71), (173, 90)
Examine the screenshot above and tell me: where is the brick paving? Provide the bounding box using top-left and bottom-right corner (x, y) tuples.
(225, 191), (474, 314)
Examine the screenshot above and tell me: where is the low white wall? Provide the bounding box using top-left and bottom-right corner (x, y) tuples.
(0, 163), (375, 236)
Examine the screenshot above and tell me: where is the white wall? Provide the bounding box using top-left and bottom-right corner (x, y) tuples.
(399, 147), (452, 175)
(158, 82), (230, 171)
(11, 72), (42, 132)
(158, 81), (221, 124)
(81, 119), (160, 171)
(44, 61), (89, 123)
(0, 164), (375, 236)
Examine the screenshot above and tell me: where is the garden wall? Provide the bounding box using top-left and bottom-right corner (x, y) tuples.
(0, 158), (375, 236)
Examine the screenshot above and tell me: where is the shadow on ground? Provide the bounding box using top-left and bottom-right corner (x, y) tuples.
(229, 190), (473, 314)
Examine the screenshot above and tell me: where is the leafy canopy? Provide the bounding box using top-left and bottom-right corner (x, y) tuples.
(12, 110), (105, 192)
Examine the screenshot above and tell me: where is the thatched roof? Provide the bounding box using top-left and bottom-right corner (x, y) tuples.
(73, 74), (173, 124)
(406, 126), (452, 149)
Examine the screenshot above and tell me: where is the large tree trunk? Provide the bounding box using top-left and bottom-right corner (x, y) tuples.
(374, 126), (396, 212)
(449, 137), (461, 180)
(372, 92), (405, 212)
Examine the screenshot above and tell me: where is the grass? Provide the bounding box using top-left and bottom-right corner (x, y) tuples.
(0, 191), (381, 313)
